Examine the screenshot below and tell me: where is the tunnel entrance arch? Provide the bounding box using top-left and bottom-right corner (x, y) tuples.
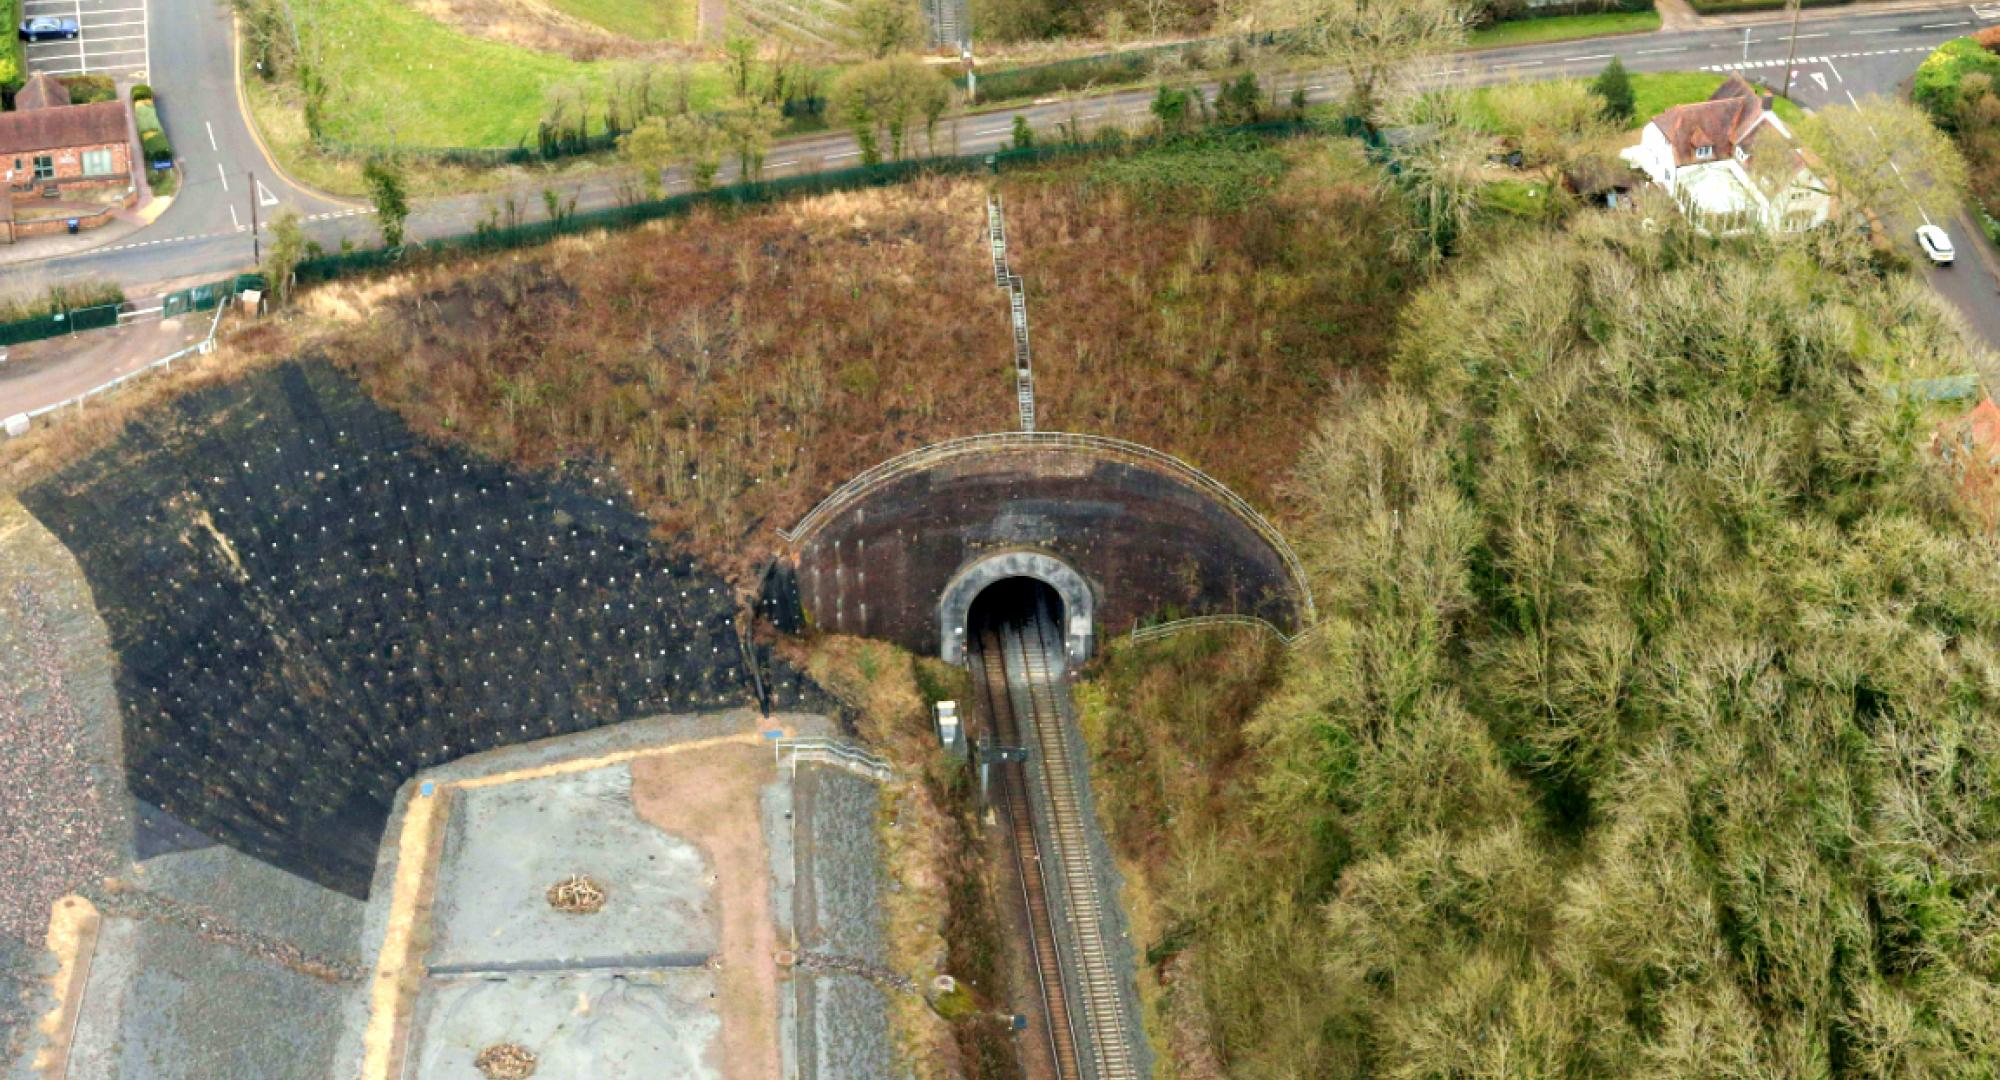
(940, 550), (1093, 667)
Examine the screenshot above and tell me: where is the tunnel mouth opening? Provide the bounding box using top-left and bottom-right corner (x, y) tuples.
(966, 577), (1066, 644)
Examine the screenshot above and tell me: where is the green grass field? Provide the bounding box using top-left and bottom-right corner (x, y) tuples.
(1466, 8), (1660, 50)
(545, 0), (697, 42)
(293, 0), (727, 148)
(1467, 71), (1807, 132)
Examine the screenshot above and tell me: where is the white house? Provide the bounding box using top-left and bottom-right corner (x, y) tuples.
(1620, 75), (1832, 234)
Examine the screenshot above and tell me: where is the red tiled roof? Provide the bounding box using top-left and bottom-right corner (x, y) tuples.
(1652, 75), (1774, 168)
(15, 73), (72, 111)
(0, 101), (129, 157)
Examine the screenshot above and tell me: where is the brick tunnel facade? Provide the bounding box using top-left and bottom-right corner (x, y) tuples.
(777, 435), (1313, 664)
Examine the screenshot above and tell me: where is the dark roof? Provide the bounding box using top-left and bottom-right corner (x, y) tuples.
(0, 101), (129, 157)
(1565, 156), (1641, 195)
(15, 73), (72, 111)
(1650, 75), (1778, 168)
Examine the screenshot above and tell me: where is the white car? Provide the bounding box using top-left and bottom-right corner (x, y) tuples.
(1916, 225), (1955, 267)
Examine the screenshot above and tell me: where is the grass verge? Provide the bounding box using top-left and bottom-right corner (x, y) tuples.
(544, 0), (697, 41)
(1466, 71), (1806, 131)
(1466, 8), (1660, 50)
(285, 0), (729, 148)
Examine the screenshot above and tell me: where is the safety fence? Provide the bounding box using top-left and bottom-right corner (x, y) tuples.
(291, 118), (1324, 287)
(0, 301), (121, 348)
(4, 275), (263, 436)
(774, 737), (896, 783)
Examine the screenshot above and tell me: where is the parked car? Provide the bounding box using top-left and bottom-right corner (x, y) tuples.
(1916, 225), (1955, 267)
(18, 16), (80, 41)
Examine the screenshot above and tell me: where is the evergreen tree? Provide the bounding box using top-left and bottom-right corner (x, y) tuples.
(362, 159), (410, 249)
(1591, 56), (1635, 124)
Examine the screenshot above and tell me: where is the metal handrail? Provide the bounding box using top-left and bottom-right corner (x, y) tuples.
(15, 288), (236, 425)
(1129, 614), (1292, 645)
(778, 431), (1317, 626)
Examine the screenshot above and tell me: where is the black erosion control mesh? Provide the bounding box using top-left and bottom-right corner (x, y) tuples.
(23, 360), (819, 896)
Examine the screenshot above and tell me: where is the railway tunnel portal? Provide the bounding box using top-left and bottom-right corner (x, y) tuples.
(775, 433), (1314, 667)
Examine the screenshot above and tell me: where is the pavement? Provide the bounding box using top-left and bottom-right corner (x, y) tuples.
(5, 0), (1999, 349)
(5, 0), (345, 292)
(0, 312), (209, 419)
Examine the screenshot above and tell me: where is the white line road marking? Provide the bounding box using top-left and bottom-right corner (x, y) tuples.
(768, 159), (796, 167)
(217, 164), (229, 192)
(1305, 84), (1325, 90)
(1792, 32), (1830, 39)
(975, 127), (1010, 135)
(256, 177), (280, 207)
(1810, 71), (1828, 91)
(1921, 20), (1972, 26)
(1502, 59), (1544, 67)
(1825, 56), (1843, 83)
(1565, 54), (1614, 62)
(826, 151), (860, 160)
(1636, 46), (1687, 54)
(1851, 27), (1897, 33)
(206, 122), (218, 151)
(229, 204), (240, 229)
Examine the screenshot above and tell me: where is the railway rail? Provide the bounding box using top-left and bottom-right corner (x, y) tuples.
(972, 589), (1141, 1080)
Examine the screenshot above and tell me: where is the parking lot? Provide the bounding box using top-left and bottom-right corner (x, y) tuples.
(20, 0), (148, 80)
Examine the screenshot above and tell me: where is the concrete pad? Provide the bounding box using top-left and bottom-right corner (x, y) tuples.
(427, 765), (715, 970)
(412, 970), (720, 1080)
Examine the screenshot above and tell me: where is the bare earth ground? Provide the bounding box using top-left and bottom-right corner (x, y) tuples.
(408, 0), (698, 59)
(632, 743), (780, 1080)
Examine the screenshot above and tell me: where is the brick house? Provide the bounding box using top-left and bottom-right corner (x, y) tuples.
(1, 73), (134, 197)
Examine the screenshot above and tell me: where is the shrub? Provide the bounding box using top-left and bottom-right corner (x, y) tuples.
(141, 130), (174, 167)
(58, 74), (116, 103)
(130, 82), (154, 102)
(135, 101), (163, 136)
(0, 281), (125, 324)
(1914, 37), (2000, 126)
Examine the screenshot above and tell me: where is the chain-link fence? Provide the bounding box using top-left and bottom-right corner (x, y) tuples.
(293, 119), (1326, 287)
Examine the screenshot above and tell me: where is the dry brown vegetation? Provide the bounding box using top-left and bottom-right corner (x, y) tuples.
(302, 142), (1403, 584)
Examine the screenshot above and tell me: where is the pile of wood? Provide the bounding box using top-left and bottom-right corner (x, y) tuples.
(545, 874), (606, 914)
(474, 1043), (537, 1079)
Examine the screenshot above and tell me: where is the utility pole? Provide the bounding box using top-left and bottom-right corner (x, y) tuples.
(1779, 0), (1805, 101)
(249, 170), (261, 265)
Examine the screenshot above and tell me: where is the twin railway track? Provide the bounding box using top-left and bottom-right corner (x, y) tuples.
(972, 587), (1142, 1080)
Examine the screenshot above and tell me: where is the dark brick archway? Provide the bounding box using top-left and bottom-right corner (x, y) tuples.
(777, 434), (1312, 665)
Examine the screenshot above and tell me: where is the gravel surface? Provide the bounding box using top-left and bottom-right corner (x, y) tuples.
(801, 768), (887, 965)
(124, 846), (365, 970)
(0, 579), (121, 946)
(65, 915), (353, 1080)
(0, 502), (130, 1070)
(808, 972), (898, 1080)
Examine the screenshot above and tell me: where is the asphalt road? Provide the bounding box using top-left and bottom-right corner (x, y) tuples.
(8, 0), (2000, 350)
(5, 0), (346, 294)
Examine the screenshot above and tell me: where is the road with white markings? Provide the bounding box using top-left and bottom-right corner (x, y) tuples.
(4, 0), (1998, 350)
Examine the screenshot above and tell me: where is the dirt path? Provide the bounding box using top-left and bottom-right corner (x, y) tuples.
(632, 743), (779, 1080)
(699, 0), (727, 44)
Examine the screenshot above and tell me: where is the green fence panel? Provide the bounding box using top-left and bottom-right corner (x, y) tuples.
(293, 119), (1328, 287)
(0, 302), (121, 347)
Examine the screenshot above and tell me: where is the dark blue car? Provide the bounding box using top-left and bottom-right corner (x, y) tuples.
(18, 16), (80, 41)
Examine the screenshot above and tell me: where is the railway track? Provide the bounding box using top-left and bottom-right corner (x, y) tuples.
(973, 589), (1140, 1080)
